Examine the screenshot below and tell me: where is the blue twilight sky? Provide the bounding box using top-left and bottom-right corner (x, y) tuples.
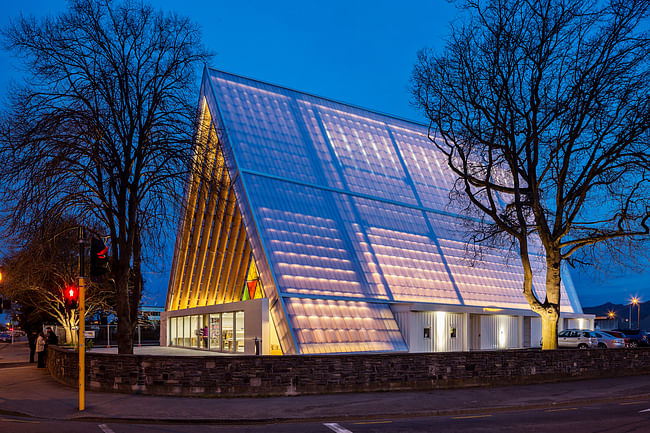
(0, 0), (648, 309)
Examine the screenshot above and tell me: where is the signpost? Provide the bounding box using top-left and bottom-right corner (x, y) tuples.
(78, 228), (86, 412)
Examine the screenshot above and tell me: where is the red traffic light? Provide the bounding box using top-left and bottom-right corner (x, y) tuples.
(65, 284), (78, 300)
(64, 283), (79, 311)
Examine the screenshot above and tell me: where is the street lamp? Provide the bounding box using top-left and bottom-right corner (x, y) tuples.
(608, 311), (615, 327)
(631, 297), (640, 329)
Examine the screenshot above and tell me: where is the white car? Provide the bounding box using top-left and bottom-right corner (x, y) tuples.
(589, 331), (626, 348)
(557, 329), (595, 349)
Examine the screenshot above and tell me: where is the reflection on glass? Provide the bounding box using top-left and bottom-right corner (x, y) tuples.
(190, 315), (198, 348)
(200, 314), (209, 348)
(170, 317), (178, 346)
(183, 316), (191, 347)
(222, 312), (234, 352)
(209, 314), (221, 351)
(236, 311), (245, 352)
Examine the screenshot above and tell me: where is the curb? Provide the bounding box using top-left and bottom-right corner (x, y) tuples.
(0, 362), (30, 369)
(50, 393), (650, 425)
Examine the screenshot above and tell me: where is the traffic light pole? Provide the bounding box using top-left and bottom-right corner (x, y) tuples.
(78, 227), (86, 412)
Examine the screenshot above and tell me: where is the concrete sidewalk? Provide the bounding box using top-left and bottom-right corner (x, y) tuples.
(2, 341), (650, 424)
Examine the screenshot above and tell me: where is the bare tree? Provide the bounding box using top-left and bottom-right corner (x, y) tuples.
(0, 0), (210, 353)
(412, 0), (650, 349)
(0, 218), (113, 345)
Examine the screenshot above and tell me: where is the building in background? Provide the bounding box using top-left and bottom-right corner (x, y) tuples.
(162, 69), (593, 355)
(139, 306), (164, 323)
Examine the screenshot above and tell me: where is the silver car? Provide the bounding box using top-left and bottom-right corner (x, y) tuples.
(557, 329), (595, 348)
(589, 331), (626, 348)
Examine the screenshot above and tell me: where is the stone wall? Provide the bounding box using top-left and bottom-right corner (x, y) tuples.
(47, 346), (650, 397)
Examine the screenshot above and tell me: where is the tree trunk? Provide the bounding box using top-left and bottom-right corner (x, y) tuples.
(541, 252), (562, 350)
(63, 310), (78, 346)
(540, 307), (559, 350)
(520, 243), (562, 349)
(116, 255), (134, 354)
(64, 324), (74, 345)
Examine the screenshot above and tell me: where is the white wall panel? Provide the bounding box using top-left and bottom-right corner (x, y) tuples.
(405, 311), (466, 352)
(479, 315), (520, 350)
(566, 318), (589, 329)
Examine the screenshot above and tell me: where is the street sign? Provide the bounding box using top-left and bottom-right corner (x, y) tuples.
(83, 330), (95, 338)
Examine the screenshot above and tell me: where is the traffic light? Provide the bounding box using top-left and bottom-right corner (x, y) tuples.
(90, 237), (109, 282)
(64, 283), (79, 311)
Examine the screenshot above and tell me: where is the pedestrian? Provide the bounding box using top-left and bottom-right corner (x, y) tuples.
(36, 331), (46, 368)
(28, 330), (38, 363)
(46, 327), (58, 346)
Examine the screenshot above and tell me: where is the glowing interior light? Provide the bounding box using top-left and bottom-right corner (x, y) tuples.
(435, 311), (446, 352)
(499, 328), (506, 348)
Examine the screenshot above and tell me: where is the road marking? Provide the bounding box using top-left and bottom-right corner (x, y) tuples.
(324, 423), (353, 433)
(352, 420), (392, 425)
(619, 401), (648, 405)
(98, 424), (116, 433)
(639, 408), (650, 413)
(0, 417), (40, 424)
(545, 407), (577, 412)
(452, 414), (492, 419)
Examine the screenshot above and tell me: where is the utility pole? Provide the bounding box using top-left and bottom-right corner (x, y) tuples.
(78, 227), (86, 411)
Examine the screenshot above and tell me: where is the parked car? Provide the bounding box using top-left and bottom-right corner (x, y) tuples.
(612, 329), (650, 348)
(0, 333), (12, 343)
(557, 329), (595, 348)
(601, 330), (629, 347)
(589, 331), (625, 348)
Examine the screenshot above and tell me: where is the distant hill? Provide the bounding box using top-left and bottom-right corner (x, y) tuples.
(584, 301), (650, 330)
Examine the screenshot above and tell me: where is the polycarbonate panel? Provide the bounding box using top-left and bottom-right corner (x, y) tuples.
(192, 69), (586, 354)
(242, 174), (389, 300)
(284, 297), (407, 353)
(390, 125), (459, 211)
(210, 76), (320, 185)
(316, 107), (418, 205)
(208, 69), (581, 314)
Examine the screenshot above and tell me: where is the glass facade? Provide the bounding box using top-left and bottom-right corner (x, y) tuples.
(169, 311), (244, 352)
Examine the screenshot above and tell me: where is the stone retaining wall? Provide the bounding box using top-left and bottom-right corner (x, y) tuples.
(47, 346), (650, 397)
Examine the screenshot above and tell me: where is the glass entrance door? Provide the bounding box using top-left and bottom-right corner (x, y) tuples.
(209, 314), (221, 351)
(222, 312), (234, 352)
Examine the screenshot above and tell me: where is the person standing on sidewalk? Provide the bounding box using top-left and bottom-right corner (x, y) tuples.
(28, 330), (38, 363)
(36, 331), (46, 368)
(46, 327), (58, 346)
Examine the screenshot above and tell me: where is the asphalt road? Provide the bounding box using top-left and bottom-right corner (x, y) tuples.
(2, 397), (649, 433)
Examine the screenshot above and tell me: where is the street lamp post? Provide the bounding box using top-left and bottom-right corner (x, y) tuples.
(631, 297), (640, 329)
(629, 302), (633, 329)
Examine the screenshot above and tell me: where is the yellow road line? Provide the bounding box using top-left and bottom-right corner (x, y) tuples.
(453, 414), (493, 419)
(545, 408), (577, 412)
(0, 418), (40, 424)
(619, 401), (648, 406)
(353, 420), (393, 425)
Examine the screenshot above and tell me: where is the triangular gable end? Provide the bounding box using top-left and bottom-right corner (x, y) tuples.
(166, 98), (254, 311)
(166, 73), (299, 355)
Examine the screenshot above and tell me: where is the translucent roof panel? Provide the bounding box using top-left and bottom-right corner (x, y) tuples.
(284, 298), (408, 354)
(206, 69), (582, 320)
